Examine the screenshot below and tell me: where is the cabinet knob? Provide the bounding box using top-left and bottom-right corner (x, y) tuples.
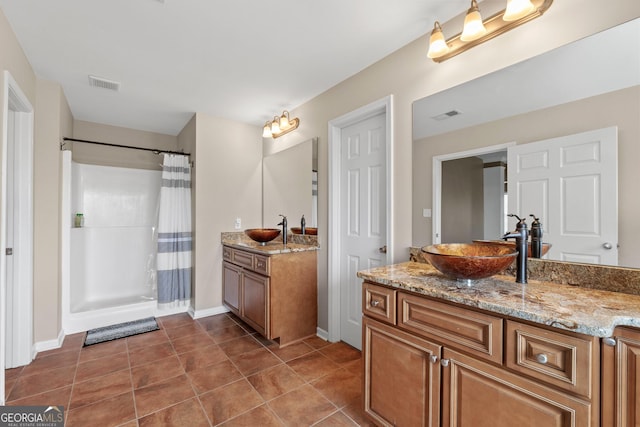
(440, 359), (450, 367)
(535, 353), (548, 364)
(371, 300), (380, 307)
(603, 337), (617, 347)
(430, 355), (438, 364)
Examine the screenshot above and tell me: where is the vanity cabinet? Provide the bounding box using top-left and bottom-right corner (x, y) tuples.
(362, 281), (600, 426)
(222, 245), (317, 347)
(601, 326), (640, 426)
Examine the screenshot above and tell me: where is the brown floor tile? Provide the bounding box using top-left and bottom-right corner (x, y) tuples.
(312, 368), (362, 408)
(126, 328), (170, 350)
(5, 378), (16, 397)
(269, 341), (315, 362)
(199, 379), (264, 425)
(230, 347), (281, 376)
(247, 364), (305, 401)
(128, 341), (176, 367)
(70, 369), (132, 409)
(342, 397), (375, 427)
(5, 366), (24, 381)
(165, 322), (205, 341)
(39, 333), (85, 357)
(219, 404), (284, 426)
(315, 411), (360, 426)
(287, 351), (341, 382)
(8, 365), (76, 401)
(133, 373), (195, 417)
(319, 342), (362, 365)
(197, 314), (237, 331)
(66, 391), (136, 427)
(131, 355), (185, 389)
(170, 330), (215, 354)
(79, 339), (128, 363)
(268, 384), (337, 426)
(158, 313), (194, 330)
(5, 385), (72, 408)
(138, 397), (209, 427)
(75, 352), (129, 383)
(218, 335), (263, 358)
(208, 323), (250, 344)
(187, 359), (243, 395)
(116, 421), (138, 427)
(304, 336), (332, 349)
(178, 343), (228, 372)
(22, 350), (79, 376)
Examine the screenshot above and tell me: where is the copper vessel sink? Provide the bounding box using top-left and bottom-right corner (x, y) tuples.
(473, 240), (552, 257)
(422, 243), (517, 282)
(245, 228), (281, 245)
(291, 227), (318, 235)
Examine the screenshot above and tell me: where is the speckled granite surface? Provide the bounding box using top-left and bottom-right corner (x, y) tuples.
(410, 247), (640, 297)
(357, 261), (640, 337)
(221, 231), (319, 255)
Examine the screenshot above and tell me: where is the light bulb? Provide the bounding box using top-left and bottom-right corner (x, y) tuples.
(460, 0), (487, 42)
(427, 22), (449, 59)
(262, 122), (272, 138)
(503, 0), (535, 21)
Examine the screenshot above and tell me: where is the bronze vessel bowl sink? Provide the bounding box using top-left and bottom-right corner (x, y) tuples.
(291, 227), (318, 235)
(245, 228), (281, 245)
(422, 243), (517, 282)
(473, 240), (552, 257)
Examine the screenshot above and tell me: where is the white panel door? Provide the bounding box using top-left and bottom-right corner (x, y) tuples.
(508, 127), (618, 265)
(340, 113), (386, 349)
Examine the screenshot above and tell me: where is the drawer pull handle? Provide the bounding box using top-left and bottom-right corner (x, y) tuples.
(603, 337), (617, 347)
(371, 300), (380, 307)
(535, 353), (548, 364)
(430, 355), (438, 364)
(440, 359), (450, 367)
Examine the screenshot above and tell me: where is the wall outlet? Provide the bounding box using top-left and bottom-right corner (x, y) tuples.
(423, 208), (432, 218)
(234, 217), (242, 229)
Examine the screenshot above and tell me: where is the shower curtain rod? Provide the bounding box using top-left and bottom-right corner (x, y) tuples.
(61, 137), (191, 157)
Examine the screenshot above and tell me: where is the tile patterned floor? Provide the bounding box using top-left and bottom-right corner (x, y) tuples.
(4, 313), (374, 426)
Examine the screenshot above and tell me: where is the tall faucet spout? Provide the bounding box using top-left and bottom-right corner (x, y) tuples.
(503, 214), (528, 284)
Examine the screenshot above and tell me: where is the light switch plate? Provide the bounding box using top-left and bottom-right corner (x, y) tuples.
(234, 217), (242, 229)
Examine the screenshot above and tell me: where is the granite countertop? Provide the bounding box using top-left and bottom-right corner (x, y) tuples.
(357, 261), (640, 337)
(221, 231), (319, 255)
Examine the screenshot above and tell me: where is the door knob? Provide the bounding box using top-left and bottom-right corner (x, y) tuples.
(602, 242), (613, 250)
(378, 245), (387, 254)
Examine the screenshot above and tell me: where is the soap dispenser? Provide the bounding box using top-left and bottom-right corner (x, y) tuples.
(300, 214), (306, 235)
(529, 214), (543, 258)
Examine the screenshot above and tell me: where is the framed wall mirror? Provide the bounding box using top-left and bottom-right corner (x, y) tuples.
(412, 18), (640, 268)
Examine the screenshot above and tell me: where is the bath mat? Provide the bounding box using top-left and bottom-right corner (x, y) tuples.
(84, 317), (159, 346)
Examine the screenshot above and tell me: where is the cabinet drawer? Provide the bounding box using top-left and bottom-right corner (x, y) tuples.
(230, 248), (254, 269)
(506, 320), (597, 398)
(363, 282), (396, 325)
(254, 254), (270, 275)
(223, 246), (233, 262)
(398, 292), (503, 364)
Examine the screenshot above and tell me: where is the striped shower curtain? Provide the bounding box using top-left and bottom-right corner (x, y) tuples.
(157, 154), (192, 308)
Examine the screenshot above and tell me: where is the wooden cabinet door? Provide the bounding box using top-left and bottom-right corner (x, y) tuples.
(363, 317), (441, 427)
(222, 261), (242, 316)
(602, 327), (640, 427)
(442, 348), (592, 427)
(242, 270), (269, 337)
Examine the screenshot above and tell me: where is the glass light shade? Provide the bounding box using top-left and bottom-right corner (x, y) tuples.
(503, 0), (535, 21)
(460, 4), (487, 42)
(278, 112), (290, 129)
(427, 22), (449, 58)
(270, 119), (280, 134)
(262, 122), (272, 138)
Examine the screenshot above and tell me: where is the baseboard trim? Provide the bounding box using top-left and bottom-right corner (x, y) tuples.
(33, 329), (65, 358)
(189, 305), (229, 320)
(316, 327), (329, 341)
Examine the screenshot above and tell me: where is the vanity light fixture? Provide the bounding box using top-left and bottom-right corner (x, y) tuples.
(262, 110), (300, 139)
(427, 0), (553, 62)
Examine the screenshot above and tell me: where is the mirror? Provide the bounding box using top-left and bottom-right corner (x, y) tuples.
(412, 18), (640, 268)
(262, 137), (318, 229)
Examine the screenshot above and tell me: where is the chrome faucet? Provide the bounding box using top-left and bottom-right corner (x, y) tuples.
(503, 214), (528, 284)
(278, 214), (288, 246)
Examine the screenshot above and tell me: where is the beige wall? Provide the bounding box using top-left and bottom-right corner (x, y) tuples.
(275, 0), (640, 331)
(441, 157), (484, 243)
(177, 114), (196, 307)
(414, 86), (640, 268)
(191, 113), (262, 312)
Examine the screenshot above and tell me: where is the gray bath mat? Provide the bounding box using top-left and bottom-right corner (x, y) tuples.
(84, 317), (159, 346)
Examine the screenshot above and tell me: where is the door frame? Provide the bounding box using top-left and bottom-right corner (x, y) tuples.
(432, 142), (514, 244)
(1, 71), (34, 397)
(327, 95), (393, 343)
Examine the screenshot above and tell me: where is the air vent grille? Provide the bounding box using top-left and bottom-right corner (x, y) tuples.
(432, 110), (462, 121)
(88, 75), (120, 91)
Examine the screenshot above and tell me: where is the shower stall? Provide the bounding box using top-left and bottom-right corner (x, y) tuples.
(61, 150), (186, 333)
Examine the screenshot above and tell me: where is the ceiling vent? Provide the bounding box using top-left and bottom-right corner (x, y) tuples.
(432, 109), (462, 121)
(88, 75), (120, 91)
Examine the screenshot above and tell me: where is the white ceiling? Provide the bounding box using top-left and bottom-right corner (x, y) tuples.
(0, 0), (471, 136)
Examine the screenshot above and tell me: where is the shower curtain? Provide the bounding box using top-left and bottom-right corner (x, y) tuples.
(157, 154), (192, 308)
